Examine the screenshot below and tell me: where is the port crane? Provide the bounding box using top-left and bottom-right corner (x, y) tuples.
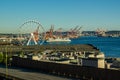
(67, 25), (82, 38)
(45, 25), (54, 40)
(49, 25), (54, 38)
(96, 28), (106, 37)
(55, 28), (63, 38)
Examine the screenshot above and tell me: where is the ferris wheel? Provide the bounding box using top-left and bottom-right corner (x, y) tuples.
(18, 20), (46, 45)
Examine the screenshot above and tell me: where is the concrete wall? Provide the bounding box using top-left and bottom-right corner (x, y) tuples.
(81, 58), (105, 68)
(12, 56), (120, 80)
(82, 59), (98, 68)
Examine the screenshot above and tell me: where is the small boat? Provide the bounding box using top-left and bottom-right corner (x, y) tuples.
(46, 37), (71, 42)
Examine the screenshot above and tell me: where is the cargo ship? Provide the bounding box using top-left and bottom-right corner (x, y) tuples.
(46, 37), (71, 42)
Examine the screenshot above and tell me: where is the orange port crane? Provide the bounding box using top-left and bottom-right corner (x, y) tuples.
(27, 26), (39, 45)
(33, 26), (39, 42)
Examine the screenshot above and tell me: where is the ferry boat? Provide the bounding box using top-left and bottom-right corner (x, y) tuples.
(46, 37), (71, 42)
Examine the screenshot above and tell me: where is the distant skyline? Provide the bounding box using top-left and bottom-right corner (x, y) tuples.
(0, 0), (120, 33)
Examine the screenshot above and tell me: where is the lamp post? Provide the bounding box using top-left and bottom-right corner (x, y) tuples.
(5, 45), (8, 79)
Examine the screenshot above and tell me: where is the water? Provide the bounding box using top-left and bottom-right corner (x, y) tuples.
(44, 36), (120, 58)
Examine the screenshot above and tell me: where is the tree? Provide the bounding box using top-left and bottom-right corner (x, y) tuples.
(19, 51), (25, 58)
(0, 52), (3, 63)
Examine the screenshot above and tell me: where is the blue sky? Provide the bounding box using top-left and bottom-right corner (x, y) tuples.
(0, 0), (120, 33)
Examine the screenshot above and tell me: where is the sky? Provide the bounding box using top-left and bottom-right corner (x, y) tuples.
(0, 0), (120, 33)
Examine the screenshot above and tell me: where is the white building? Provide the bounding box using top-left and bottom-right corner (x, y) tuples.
(81, 52), (105, 68)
